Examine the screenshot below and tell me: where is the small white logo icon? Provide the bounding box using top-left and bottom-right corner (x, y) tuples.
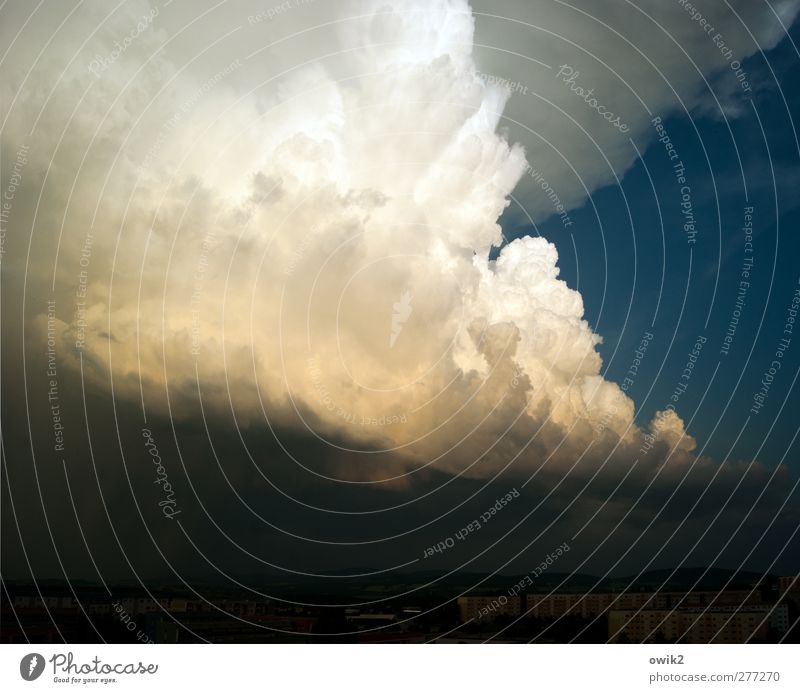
(20, 653), (45, 681)
(390, 290), (413, 348)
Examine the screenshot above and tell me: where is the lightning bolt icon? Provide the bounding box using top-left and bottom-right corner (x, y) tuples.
(28, 655), (38, 676)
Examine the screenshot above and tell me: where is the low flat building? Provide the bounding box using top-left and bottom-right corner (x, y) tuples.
(608, 603), (789, 643)
(457, 596), (521, 622)
(523, 590), (761, 619)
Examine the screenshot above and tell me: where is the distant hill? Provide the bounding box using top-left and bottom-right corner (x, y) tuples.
(3, 567), (771, 601)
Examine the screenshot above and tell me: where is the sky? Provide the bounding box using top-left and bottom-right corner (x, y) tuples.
(2, 0), (800, 591)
